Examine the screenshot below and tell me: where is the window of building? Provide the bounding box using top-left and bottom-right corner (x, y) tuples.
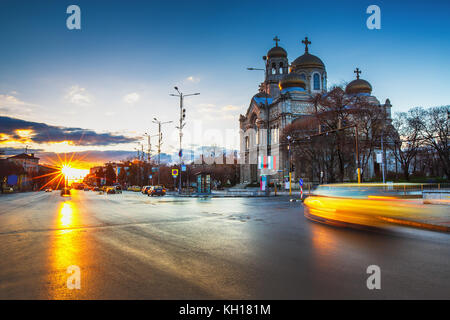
(245, 136), (249, 151)
(279, 62), (284, 74)
(313, 73), (320, 90)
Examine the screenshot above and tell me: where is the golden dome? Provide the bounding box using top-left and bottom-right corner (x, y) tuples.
(345, 79), (372, 95)
(279, 73), (306, 90)
(291, 53), (325, 72)
(267, 45), (287, 58)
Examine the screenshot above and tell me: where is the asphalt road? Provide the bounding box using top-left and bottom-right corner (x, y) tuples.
(0, 190), (449, 299)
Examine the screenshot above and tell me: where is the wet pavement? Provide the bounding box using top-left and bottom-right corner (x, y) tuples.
(0, 190), (449, 299)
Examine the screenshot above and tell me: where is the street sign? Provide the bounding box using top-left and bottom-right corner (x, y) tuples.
(299, 178), (303, 186)
(149, 175), (152, 179)
(181, 165), (186, 172)
(172, 169), (179, 177)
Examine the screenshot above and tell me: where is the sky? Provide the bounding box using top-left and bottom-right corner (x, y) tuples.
(0, 0), (449, 167)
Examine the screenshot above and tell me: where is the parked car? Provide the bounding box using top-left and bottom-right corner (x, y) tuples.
(127, 185), (141, 192)
(142, 185), (152, 194)
(60, 187), (71, 196)
(148, 185), (166, 196)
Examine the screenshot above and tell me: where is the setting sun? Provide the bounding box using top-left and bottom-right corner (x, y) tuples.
(61, 164), (89, 182)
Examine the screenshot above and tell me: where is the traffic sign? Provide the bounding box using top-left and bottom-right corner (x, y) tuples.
(181, 165), (186, 172)
(172, 169), (179, 177)
(299, 178), (303, 186)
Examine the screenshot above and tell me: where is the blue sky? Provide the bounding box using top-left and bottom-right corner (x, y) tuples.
(0, 0), (449, 162)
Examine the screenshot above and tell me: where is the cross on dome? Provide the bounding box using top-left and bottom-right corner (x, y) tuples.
(273, 36), (280, 47)
(302, 37), (311, 53)
(354, 68), (361, 79)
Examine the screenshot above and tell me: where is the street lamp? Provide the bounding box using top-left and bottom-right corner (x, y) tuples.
(152, 118), (173, 185)
(287, 135), (292, 195)
(170, 87), (200, 194)
(247, 66), (271, 196)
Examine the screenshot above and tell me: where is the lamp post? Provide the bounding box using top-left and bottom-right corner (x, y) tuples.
(144, 132), (159, 185)
(287, 135), (292, 195)
(170, 87), (200, 194)
(152, 118), (173, 185)
(247, 67), (271, 196)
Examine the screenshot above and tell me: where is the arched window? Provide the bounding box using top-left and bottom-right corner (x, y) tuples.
(313, 73), (320, 90)
(279, 62), (284, 74)
(245, 136), (249, 151)
(272, 63), (276, 75)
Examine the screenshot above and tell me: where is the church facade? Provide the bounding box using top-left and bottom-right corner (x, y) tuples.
(239, 37), (393, 185)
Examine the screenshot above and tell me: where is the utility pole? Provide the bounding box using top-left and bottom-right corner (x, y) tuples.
(354, 125), (361, 184)
(381, 132), (386, 184)
(170, 87), (200, 194)
(287, 135), (292, 195)
(153, 118), (173, 185)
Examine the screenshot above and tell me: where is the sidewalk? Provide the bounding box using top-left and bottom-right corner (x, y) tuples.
(379, 206), (450, 233)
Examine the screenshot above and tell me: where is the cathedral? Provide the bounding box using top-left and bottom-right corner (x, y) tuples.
(239, 37), (394, 185)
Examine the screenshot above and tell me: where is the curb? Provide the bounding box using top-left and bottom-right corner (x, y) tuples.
(377, 216), (450, 233)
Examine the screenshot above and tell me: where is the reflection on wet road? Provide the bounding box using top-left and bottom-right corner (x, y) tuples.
(0, 190), (449, 299)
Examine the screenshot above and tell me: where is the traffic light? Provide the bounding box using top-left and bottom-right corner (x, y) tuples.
(182, 108), (186, 120)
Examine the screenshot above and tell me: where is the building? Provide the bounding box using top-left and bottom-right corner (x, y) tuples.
(239, 37), (393, 184)
(6, 153), (40, 190)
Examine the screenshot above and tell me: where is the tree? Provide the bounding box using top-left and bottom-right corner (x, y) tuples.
(420, 106), (450, 178)
(104, 163), (116, 185)
(390, 108), (423, 180)
(117, 167), (127, 185)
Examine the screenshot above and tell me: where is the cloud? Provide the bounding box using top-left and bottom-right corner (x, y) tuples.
(197, 104), (241, 115)
(0, 93), (38, 117)
(186, 76), (200, 83)
(221, 105), (240, 111)
(65, 85), (92, 106)
(0, 116), (139, 146)
(123, 92), (140, 104)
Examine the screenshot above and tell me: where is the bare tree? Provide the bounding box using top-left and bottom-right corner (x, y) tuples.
(420, 106), (450, 178)
(390, 108), (423, 180)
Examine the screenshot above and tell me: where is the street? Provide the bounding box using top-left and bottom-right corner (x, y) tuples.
(0, 190), (449, 299)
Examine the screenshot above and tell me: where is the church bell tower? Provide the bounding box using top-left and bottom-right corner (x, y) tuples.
(264, 36), (288, 97)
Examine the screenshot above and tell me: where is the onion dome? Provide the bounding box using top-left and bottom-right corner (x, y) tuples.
(267, 45), (287, 58)
(279, 73), (306, 90)
(252, 91), (273, 105)
(291, 53), (325, 71)
(290, 37), (325, 72)
(267, 36), (287, 58)
(345, 68), (372, 95)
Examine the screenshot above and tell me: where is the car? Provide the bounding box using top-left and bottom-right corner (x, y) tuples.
(45, 188), (52, 192)
(303, 183), (438, 230)
(93, 187), (100, 192)
(142, 186), (152, 194)
(60, 187), (71, 196)
(83, 187), (90, 191)
(105, 185), (122, 194)
(148, 185), (166, 196)
(127, 185), (141, 192)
